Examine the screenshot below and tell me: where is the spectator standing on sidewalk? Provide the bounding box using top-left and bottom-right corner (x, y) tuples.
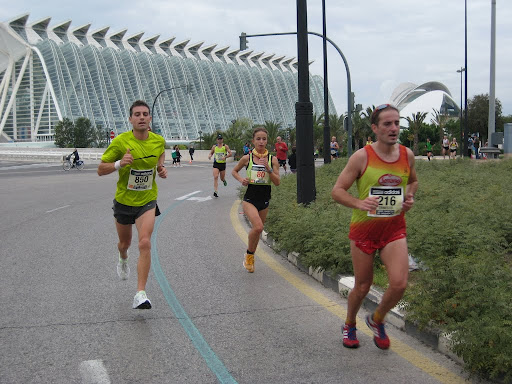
(188, 145), (195, 163)
(331, 104), (418, 350)
(274, 136), (289, 174)
(473, 135), (480, 159)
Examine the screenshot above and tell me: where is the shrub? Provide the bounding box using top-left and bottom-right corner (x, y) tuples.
(264, 157), (512, 381)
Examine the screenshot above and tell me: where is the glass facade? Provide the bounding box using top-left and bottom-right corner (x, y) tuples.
(0, 15), (336, 142)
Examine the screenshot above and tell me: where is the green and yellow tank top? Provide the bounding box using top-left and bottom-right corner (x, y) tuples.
(214, 145), (227, 163)
(244, 153), (272, 201)
(349, 145), (410, 242)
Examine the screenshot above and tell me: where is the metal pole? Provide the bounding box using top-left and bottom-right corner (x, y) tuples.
(296, 0), (316, 204)
(488, 0), (496, 148)
(322, 0), (330, 164)
(151, 84), (189, 136)
(457, 67), (465, 157)
(243, 31), (353, 157)
(464, 0), (469, 157)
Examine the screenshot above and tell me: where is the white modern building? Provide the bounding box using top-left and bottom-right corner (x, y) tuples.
(0, 13), (335, 143)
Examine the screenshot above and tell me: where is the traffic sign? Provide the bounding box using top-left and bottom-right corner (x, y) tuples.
(110, 130), (115, 139)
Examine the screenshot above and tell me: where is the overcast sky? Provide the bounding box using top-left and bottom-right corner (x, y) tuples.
(2, 0), (511, 117)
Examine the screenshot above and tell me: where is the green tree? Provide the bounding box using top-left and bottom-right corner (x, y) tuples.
(329, 113), (344, 140)
(352, 107), (372, 150)
(224, 118), (253, 159)
(54, 118), (74, 148)
(467, 94), (504, 141)
(74, 117), (96, 148)
(264, 120), (282, 151)
(202, 132), (217, 150)
(311, 113), (324, 153)
(404, 112), (428, 155)
(54, 117), (97, 148)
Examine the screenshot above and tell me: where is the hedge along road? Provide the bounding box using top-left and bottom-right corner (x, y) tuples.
(0, 161), (476, 383)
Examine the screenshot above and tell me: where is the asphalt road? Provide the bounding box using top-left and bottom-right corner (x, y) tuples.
(0, 160), (484, 384)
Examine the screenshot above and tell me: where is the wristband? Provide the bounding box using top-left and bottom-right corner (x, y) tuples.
(114, 160), (121, 170)
(267, 167), (273, 173)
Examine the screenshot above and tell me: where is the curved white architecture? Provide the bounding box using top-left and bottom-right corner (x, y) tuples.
(390, 81), (460, 117)
(0, 13), (335, 142)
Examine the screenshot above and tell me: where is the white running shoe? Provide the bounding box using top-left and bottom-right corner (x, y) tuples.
(117, 253), (130, 280)
(133, 290), (152, 309)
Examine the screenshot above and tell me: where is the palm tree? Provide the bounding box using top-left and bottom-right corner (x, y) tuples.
(404, 112), (428, 155)
(431, 108), (449, 145)
(312, 112), (325, 154)
(351, 107), (372, 150)
(263, 120), (282, 151)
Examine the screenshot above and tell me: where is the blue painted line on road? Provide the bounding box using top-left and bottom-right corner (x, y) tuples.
(151, 200), (237, 384)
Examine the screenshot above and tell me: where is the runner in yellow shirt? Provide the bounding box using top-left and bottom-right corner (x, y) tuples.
(98, 100), (167, 309)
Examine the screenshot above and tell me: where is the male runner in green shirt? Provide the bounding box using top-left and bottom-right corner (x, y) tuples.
(98, 100), (167, 309)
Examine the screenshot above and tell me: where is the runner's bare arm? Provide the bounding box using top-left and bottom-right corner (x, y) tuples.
(97, 148), (133, 176)
(231, 155), (250, 186)
(157, 152), (167, 179)
(269, 155), (280, 186)
(331, 149), (378, 211)
(403, 148), (418, 212)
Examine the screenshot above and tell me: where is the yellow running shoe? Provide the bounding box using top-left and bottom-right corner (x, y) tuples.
(243, 253), (254, 273)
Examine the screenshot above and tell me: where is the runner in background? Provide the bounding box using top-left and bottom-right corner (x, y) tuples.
(208, 134), (232, 197)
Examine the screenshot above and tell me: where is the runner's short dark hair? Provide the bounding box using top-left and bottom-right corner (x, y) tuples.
(129, 100), (150, 116)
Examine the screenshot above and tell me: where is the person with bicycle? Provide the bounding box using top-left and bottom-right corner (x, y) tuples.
(97, 100), (167, 310)
(71, 148), (79, 167)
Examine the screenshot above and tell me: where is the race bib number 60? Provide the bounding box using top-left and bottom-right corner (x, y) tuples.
(127, 169), (153, 191)
(367, 186), (403, 217)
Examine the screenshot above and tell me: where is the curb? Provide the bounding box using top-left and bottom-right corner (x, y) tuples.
(259, 230), (463, 365)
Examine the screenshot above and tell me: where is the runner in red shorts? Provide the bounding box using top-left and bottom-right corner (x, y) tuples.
(331, 104), (418, 350)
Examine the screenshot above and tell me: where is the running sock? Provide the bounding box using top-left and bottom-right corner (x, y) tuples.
(246, 250), (254, 255)
(372, 310), (385, 323)
(344, 321), (356, 327)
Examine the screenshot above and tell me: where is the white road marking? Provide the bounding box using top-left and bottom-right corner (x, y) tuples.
(188, 195), (213, 202)
(175, 191), (201, 200)
(79, 360), (111, 384)
(45, 205), (71, 213)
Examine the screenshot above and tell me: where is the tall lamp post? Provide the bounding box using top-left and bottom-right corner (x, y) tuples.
(151, 84), (189, 135)
(240, 31), (353, 157)
(198, 130), (202, 150)
(457, 67), (465, 157)
(321, 0), (330, 164)
(296, 0), (316, 204)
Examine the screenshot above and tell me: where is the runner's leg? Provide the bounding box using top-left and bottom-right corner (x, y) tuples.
(346, 241), (374, 323)
(116, 221), (132, 260)
(374, 237), (409, 317)
(242, 202), (267, 253)
(134, 208), (156, 292)
(213, 167), (220, 192)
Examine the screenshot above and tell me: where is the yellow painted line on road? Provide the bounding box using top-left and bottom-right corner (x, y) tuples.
(230, 200), (466, 384)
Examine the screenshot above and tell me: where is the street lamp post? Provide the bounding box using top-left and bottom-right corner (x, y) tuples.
(151, 84), (189, 135)
(296, 0), (316, 205)
(240, 30), (353, 157)
(321, 0), (330, 164)
(457, 67), (465, 157)
(198, 130), (202, 150)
